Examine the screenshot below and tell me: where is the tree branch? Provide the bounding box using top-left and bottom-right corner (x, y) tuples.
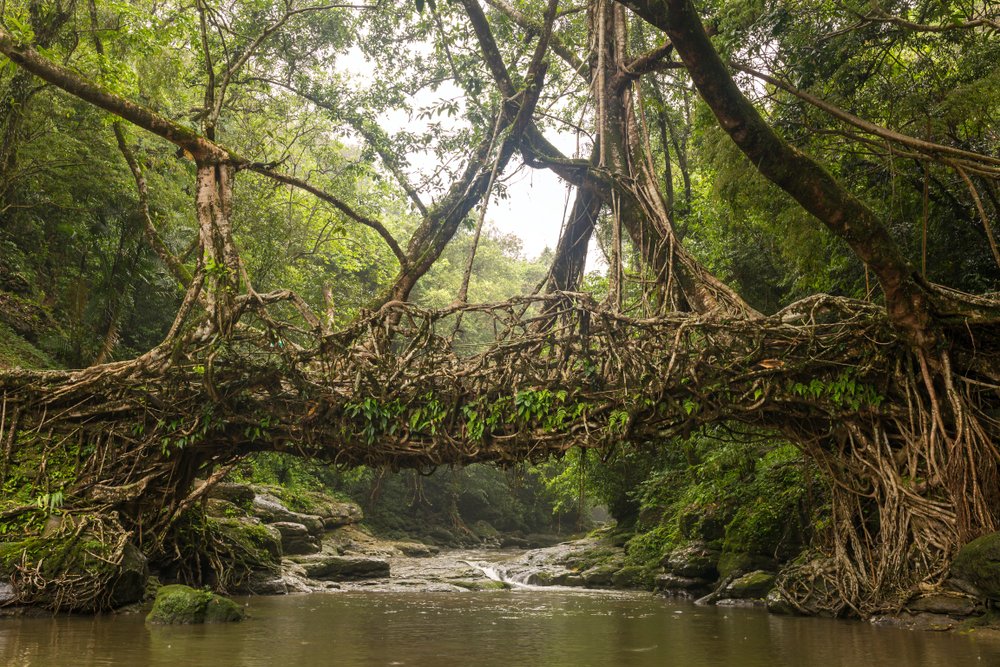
(245, 162), (408, 267)
(735, 63), (1000, 178)
(0, 27), (408, 267)
(619, 0), (945, 345)
(865, 7), (1000, 33)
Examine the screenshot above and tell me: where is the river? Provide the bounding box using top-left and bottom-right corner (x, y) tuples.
(3, 588), (999, 666)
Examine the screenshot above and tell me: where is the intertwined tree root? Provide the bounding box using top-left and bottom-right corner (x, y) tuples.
(2, 291), (998, 614)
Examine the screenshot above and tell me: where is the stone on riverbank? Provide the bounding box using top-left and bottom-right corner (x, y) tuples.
(765, 589), (798, 615)
(722, 570), (775, 600)
(951, 532), (1000, 600)
(655, 573), (711, 595)
(289, 554), (390, 580)
(906, 592), (981, 617)
(146, 585), (244, 624)
(206, 482), (256, 508)
(664, 541), (720, 580)
(271, 522), (321, 556)
(252, 493), (325, 535)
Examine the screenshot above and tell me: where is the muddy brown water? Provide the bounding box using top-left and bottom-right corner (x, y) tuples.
(3, 589), (999, 666)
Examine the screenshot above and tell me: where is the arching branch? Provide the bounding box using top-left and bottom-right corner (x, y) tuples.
(619, 0), (945, 345)
(0, 26), (409, 268)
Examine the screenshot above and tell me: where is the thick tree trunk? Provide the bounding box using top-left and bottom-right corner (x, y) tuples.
(620, 0), (942, 347)
(547, 157), (603, 293)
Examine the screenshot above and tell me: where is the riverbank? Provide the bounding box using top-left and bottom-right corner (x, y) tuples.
(202, 479), (1000, 638)
(5, 479), (1000, 640)
(5, 588), (1000, 667)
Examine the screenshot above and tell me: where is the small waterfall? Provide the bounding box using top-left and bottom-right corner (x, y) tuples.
(461, 560), (561, 589)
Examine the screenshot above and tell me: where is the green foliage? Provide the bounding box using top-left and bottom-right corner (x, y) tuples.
(344, 397), (405, 445)
(35, 490), (64, 512)
(619, 430), (826, 570)
(0, 321), (56, 369)
(788, 371), (884, 410)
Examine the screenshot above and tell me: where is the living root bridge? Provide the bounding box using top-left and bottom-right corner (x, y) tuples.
(2, 292), (999, 616)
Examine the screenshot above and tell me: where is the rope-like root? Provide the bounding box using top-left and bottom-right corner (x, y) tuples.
(4, 513), (132, 613)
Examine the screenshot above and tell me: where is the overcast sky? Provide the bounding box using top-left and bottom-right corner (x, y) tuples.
(343, 45), (590, 262)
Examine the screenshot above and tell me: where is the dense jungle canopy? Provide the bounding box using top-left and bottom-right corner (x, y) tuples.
(0, 0), (998, 617)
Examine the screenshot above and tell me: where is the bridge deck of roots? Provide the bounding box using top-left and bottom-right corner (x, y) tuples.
(2, 291), (998, 616)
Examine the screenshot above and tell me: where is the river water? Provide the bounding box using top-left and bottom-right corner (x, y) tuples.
(3, 588), (999, 667)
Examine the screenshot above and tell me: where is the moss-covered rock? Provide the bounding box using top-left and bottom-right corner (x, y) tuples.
(210, 517), (282, 562)
(207, 483), (256, 508)
(951, 532), (1000, 599)
(907, 592), (981, 617)
(610, 565), (650, 589)
(723, 570), (775, 599)
(581, 564), (618, 587)
(655, 573), (712, 595)
(251, 486), (362, 529)
(664, 541), (720, 579)
(765, 588), (799, 615)
(717, 551), (776, 579)
(251, 493), (325, 535)
(471, 520), (500, 541)
(0, 319), (54, 369)
(146, 584), (244, 624)
(108, 542), (150, 608)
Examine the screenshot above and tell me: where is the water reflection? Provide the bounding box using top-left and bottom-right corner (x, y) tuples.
(2, 591), (998, 666)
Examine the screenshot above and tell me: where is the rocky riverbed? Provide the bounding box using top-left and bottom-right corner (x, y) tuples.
(221, 482), (1000, 636)
(7, 479), (1000, 639)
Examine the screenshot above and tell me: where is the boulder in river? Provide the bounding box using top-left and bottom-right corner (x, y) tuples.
(765, 589), (799, 615)
(655, 573), (712, 596)
(721, 570), (775, 600)
(906, 592), (981, 617)
(107, 542), (150, 608)
(146, 585), (244, 624)
(610, 565), (649, 589)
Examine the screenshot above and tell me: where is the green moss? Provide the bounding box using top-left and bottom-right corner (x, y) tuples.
(717, 551), (776, 579)
(1, 517), (147, 611)
(623, 525), (673, 569)
(726, 570), (776, 599)
(952, 532), (1000, 599)
(957, 611), (1000, 634)
(2, 533), (112, 580)
(611, 565), (652, 589)
(563, 545), (621, 571)
(209, 517), (282, 564)
(0, 540), (27, 574)
(0, 320), (53, 368)
(146, 584), (244, 624)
